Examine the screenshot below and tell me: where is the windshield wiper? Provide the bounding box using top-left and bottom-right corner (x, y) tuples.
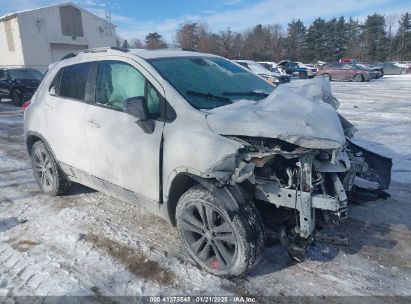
(186, 90), (232, 104)
(223, 91), (270, 98)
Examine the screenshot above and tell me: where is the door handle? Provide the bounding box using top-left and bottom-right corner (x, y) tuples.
(87, 119), (100, 128)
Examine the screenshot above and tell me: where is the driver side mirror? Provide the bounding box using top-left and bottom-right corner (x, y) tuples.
(123, 96), (154, 134)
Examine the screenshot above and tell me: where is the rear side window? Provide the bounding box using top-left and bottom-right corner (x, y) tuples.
(59, 63), (92, 100)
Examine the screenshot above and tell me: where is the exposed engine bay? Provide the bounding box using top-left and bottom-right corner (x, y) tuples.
(205, 78), (392, 259)
(220, 134), (392, 259)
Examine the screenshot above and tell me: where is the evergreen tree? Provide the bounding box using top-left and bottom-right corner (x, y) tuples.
(145, 32), (167, 49)
(286, 19), (306, 60)
(304, 18), (327, 61)
(121, 39), (129, 49)
(362, 14), (388, 61)
(346, 17), (363, 59)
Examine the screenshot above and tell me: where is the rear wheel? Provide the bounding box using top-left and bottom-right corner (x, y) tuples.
(353, 73), (363, 82)
(11, 91), (23, 107)
(30, 141), (70, 196)
(176, 185), (265, 278)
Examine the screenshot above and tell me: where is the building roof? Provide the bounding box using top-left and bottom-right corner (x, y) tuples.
(0, 2), (115, 27)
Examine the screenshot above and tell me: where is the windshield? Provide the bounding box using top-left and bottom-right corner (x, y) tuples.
(8, 69), (43, 80)
(148, 57), (274, 110)
(246, 62), (271, 74)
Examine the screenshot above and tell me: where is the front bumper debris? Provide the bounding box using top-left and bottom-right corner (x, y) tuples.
(255, 172), (347, 238)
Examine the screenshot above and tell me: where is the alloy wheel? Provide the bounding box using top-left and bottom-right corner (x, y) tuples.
(180, 202), (238, 270)
(32, 148), (54, 191)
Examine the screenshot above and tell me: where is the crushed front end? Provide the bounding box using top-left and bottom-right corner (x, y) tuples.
(222, 135), (391, 258)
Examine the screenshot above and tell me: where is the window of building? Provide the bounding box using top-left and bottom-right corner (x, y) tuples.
(59, 5), (84, 37)
(4, 20), (15, 51)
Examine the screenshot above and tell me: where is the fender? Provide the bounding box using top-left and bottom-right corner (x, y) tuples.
(188, 174), (249, 218)
(25, 131), (55, 156)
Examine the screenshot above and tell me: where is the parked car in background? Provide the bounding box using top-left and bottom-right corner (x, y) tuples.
(319, 62), (375, 82)
(356, 64), (381, 79)
(367, 64), (384, 78)
(258, 61), (288, 76)
(258, 61), (276, 70)
(382, 62), (409, 75)
(277, 60), (316, 79)
(0, 68), (43, 106)
(339, 58), (358, 64)
(235, 60), (290, 84)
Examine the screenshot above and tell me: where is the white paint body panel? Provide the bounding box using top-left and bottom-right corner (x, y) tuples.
(207, 77), (345, 149)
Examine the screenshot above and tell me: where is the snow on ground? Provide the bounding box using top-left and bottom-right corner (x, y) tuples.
(334, 75), (411, 184)
(0, 75), (410, 302)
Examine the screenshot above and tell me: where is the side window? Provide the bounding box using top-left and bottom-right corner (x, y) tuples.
(95, 61), (145, 110)
(146, 82), (161, 116)
(0, 70), (5, 80)
(49, 69), (62, 95)
(237, 62), (249, 69)
(59, 63), (91, 100)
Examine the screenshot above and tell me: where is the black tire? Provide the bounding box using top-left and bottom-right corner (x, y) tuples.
(11, 90), (23, 107)
(322, 73), (331, 81)
(176, 185), (265, 278)
(30, 141), (70, 196)
(299, 72), (307, 79)
(353, 73), (363, 82)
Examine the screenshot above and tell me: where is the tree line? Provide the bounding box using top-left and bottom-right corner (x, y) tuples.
(116, 12), (411, 63)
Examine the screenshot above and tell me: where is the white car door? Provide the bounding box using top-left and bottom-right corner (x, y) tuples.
(84, 58), (165, 202)
(39, 62), (92, 173)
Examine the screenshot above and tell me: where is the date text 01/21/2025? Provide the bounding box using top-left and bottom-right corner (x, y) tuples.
(148, 296), (257, 303)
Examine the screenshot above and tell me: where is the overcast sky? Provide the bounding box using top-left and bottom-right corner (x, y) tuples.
(1, 0), (410, 42)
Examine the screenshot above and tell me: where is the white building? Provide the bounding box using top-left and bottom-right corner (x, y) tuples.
(0, 2), (117, 72)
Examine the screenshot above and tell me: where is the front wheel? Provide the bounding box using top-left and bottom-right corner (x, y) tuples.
(30, 141), (70, 196)
(176, 185), (265, 278)
(299, 72), (307, 79)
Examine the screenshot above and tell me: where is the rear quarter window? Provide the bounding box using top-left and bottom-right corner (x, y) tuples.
(58, 62), (92, 100)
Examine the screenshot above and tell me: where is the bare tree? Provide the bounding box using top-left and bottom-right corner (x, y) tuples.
(130, 38), (144, 49)
(385, 14), (398, 59)
(115, 34), (124, 47)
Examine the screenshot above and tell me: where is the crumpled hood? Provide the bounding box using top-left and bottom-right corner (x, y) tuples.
(206, 78), (346, 149)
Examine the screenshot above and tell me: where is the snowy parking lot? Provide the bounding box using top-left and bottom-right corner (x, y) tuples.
(0, 76), (410, 301)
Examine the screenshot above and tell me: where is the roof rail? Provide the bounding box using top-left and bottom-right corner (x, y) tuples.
(60, 46), (129, 61)
(60, 53), (77, 60)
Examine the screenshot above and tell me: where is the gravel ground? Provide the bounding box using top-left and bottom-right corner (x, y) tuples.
(0, 75), (410, 302)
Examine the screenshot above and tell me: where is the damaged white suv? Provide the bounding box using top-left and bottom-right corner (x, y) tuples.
(24, 48), (392, 277)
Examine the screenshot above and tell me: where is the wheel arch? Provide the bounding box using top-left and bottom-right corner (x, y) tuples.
(166, 173), (249, 226)
(25, 132), (54, 157)
(354, 73), (364, 81)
